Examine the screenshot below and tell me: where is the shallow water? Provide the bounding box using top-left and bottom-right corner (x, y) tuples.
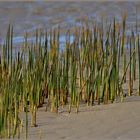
(0, 1), (139, 44)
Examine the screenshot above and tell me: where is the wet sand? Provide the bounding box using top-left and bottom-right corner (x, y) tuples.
(0, 1), (139, 38)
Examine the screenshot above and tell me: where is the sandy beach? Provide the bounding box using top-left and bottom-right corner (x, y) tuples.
(0, 1), (140, 140)
(19, 96), (140, 140)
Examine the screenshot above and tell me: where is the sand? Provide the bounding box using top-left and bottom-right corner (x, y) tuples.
(18, 96), (140, 140)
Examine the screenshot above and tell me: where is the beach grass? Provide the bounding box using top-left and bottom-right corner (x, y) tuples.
(0, 17), (139, 139)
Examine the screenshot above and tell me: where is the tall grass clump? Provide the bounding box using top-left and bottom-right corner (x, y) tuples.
(0, 16), (139, 138)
